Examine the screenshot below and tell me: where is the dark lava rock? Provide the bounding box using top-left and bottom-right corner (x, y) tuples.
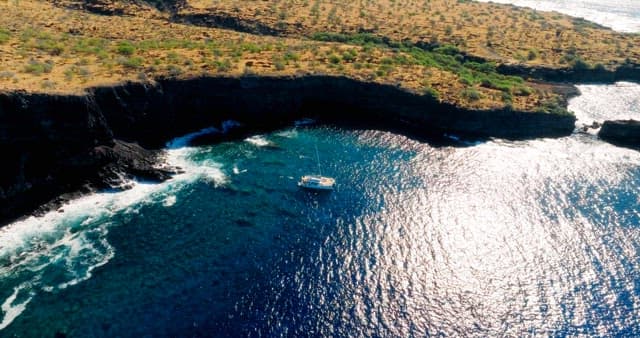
(599, 120), (640, 150)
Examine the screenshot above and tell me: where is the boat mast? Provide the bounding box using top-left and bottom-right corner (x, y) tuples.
(315, 143), (322, 176)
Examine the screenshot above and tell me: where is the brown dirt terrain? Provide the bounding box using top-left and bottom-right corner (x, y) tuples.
(0, 0), (635, 113)
(178, 0), (640, 68)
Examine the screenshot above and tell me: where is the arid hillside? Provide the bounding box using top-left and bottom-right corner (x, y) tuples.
(176, 0), (640, 68)
(1, 0), (637, 113)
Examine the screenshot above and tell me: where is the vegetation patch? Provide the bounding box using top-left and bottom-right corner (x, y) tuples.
(24, 60), (54, 75)
(0, 28), (11, 44)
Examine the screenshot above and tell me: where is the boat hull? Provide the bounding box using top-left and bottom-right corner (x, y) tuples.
(298, 175), (335, 190)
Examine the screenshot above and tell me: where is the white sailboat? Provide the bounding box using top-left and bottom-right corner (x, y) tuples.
(298, 144), (335, 190)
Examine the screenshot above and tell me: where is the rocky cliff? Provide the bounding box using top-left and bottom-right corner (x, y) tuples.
(497, 63), (640, 84)
(0, 75), (577, 226)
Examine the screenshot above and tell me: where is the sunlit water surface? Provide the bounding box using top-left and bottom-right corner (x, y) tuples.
(0, 82), (639, 336)
(474, 0), (640, 33)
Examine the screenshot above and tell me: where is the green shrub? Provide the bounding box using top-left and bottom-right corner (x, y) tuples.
(167, 64), (183, 76)
(273, 57), (286, 70)
(214, 58), (232, 72)
(328, 54), (341, 64)
(284, 51), (300, 62)
(513, 86), (533, 96)
(434, 44), (460, 56)
(35, 36), (65, 56)
(572, 57), (591, 70)
(0, 29), (11, 44)
(73, 38), (108, 55)
(311, 32), (383, 46)
(538, 99), (570, 115)
(241, 43), (262, 53)
(461, 88), (482, 101)
(342, 49), (358, 62)
(501, 91), (513, 103)
(24, 60), (54, 75)
(119, 56), (144, 69)
(116, 41), (136, 56)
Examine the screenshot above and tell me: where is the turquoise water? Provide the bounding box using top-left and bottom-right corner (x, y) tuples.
(1, 82), (640, 336)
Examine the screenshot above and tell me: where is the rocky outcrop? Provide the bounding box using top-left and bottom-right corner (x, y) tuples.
(497, 63), (640, 84)
(0, 75), (576, 226)
(0, 92), (174, 225)
(599, 120), (640, 150)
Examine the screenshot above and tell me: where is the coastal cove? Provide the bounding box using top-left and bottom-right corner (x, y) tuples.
(2, 0), (640, 335)
(0, 75), (577, 226)
(0, 80), (639, 336)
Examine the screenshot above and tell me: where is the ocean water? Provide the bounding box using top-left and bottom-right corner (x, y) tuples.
(474, 0), (640, 33)
(0, 81), (639, 337)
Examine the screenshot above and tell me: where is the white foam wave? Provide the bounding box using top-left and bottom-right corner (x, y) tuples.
(0, 126), (230, 331)
(245, 135), (272, 147)
(275, 129), (299, 138)
(0, 284), (33, 330)
(474, 0), (640, 33)
(163, 195), (177, 207)
(569, 82), (640, 127)
(232, 165), (248, 175)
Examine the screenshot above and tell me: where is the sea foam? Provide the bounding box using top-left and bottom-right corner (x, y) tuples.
(0, 125), (230, 331)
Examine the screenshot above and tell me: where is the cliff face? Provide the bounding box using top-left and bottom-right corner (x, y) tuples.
(599, 120), (640, 150)
(0, 92), (173, 224)
(92, 76), (577, 144)
(497, 63), (640, 84)
(0, 75), (577, 226)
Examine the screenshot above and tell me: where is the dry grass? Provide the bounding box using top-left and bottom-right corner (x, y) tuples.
(0, 0), (603, 113)
(181, 0), (640, 68)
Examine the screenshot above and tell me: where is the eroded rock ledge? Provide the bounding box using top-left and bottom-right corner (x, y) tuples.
(0, 75), (576, 226)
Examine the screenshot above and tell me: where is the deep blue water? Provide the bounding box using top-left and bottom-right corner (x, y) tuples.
(1, 83), (640, 336)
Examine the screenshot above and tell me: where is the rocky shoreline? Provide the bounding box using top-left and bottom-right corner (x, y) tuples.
(0, 75), (577, 226)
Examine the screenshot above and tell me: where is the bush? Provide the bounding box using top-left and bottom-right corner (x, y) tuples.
(273, 57), (286, 70)
(41, 80), (56, 90)
(116, 41), (136, 56)
(461, 88), (482, 101)
(513, 86), (533, 96)
(214, 58), (232, 72)
(572, 57), (591, 70)
(24, 60), (54, 75)
(328, 54), (341, 64)
(34, 35), (65, 56)
(283, 51), (300, 62)
(310, 32), (383, 46)
(73, 38), (108, 55)
(0, 70), (15, 80)
(167, 64), (183, 76)
(434, 44), (460, 56)
(594, 63), (606, 72)
(119, 56), (144, 69)
(0, 28), (10, 44)
(341, 49), (357, 62)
